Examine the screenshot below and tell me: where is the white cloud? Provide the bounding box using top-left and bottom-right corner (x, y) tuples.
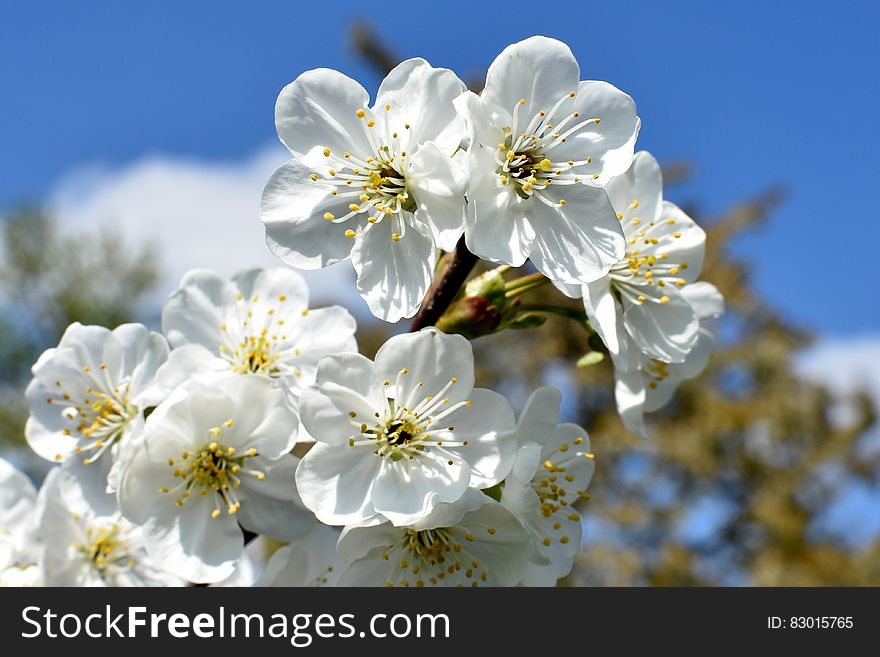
(796, 334), (880, 436)
(47, 144), (369, 316)
(796, 335), (880, 405)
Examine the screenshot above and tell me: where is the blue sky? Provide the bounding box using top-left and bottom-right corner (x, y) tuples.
(1, 0), (877, 335)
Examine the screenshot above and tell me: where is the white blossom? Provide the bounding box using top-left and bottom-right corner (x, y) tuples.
(25, 323), (168, 478)
(455, 36), (639, 285)
(159, 268), (357, 424)
(35, 462), (182, 586)
(117, 376), (311, 583)
(500, 387), (594, 585)
(255, 524), (342, 587)
(559, 151), (706, 366)
(0, 456), (40, 582)
(296, 328), (517, 526)
(262, 59), (468, 322)
(614, 282), (725, 438)
(336, 489), (529, 587)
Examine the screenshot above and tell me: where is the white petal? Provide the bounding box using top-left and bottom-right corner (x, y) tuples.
(155, 344), (229, 395)
(606, 150), (663, 225)
(350, 214), (434, 322)
(275, 68), (372, 166)
(481, 36), (580, 133)
(409, 142), (467, 252)
(295, 442), (381, 526)
(375, 58), (466, 154)
(644, 328), (715, 412)
(515, 386), (562, 448)
(622, 292), (699, 363)
(371, 455), (469, 526)
(615, 368), (650, 439)
(162, 269), (235, 348)
(374, 328), (475, 407)
(582, 277), (629, 363)
(438, 388), (517, 488)
(682, 282), (725, 320)
(235, 455), (314, 541)
(300, 353), (385, 447)
(232, 267), (310, 309)
(261, 159), (359, 270)
(141, 500), (242, 583)
(555, 80), (639, 183)
(648, 201), (706, 281)
(527, 183), (624, 284)
(256, 524), (341, 586)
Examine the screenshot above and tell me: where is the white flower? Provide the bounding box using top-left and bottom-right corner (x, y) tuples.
(297, 328), (517, 527)
(336, 489), (529, 587)
(255, 524), (342, 587)
(500, 387), (594, 586)
(159, 268), (357, 421)
(614, 282), (725, 438)
(561, 151), (706, 365)
(25, 323), (168, 471)
(117, 376), (312, 583)
(455, 36), (639, 285)
(0, 564), (42, 587)
(262, 59), (468, 322)
(0, 456), (39, 574)
(35, 463), (182, 586)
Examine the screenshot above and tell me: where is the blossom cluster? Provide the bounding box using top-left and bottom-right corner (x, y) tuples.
(1, 35), (722, 587)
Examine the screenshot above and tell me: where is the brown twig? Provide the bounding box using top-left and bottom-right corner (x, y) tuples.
(410, 237), (479, 331)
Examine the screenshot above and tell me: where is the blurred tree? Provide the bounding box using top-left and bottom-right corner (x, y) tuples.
(351, 22), (880, 586)
(0, 207), (159, 447)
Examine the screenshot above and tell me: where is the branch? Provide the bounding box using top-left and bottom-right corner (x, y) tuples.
(410, 237), (479, 332)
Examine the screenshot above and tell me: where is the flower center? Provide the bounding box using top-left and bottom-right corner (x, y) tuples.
(646, 360), (670, 389)
(236, 335), (282, 377)
(159, 423), (265, 518)
(384, 527), (491, 587)
(345, 369), (472, 462)
(608, 199), (689, 306)
(310, 105), (418, 243)
(494, 92), (601, 207)
(219, 292), (305, 382)
(75, 523), (133, 576)
(49, 363), (138, 464)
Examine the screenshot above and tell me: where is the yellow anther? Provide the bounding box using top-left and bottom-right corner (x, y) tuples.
(323, 212), (335, 221)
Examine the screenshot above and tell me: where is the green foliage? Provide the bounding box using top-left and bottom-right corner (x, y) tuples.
(0, 207), (159, 446)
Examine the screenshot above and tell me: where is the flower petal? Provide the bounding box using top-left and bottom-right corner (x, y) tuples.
(409, 142), (467, 252)
(350, 215), (434, 322)
(375, 58), (466, 155)
(606, 150), (663, 226)
(295, 442), (381, 526)
(481, 36), (580, 133)
(300, 352), (385, 447)
(682, 282), (725, 320)
(615, 368), (649, 439)
(261, 159), (360, 270)
(622, 291), (699, 363)
(373, 328), (475, 407)
(526, 183), (624, 284)
(275, 68), (372, 166)
(371, 454), (469, 526)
